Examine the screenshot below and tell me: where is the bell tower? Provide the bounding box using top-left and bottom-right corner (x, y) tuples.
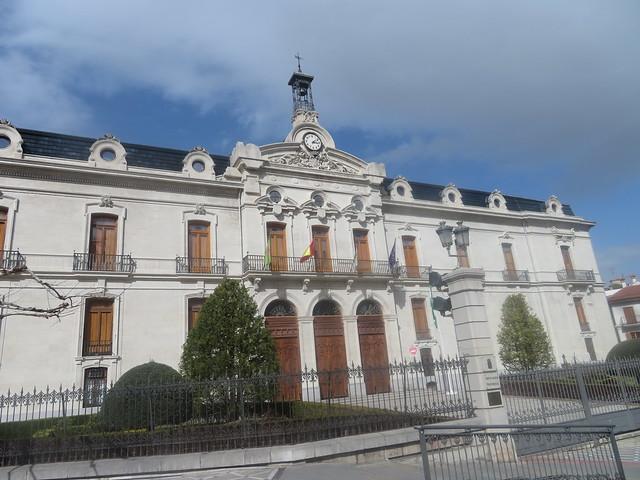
(288, 54), (315, 115)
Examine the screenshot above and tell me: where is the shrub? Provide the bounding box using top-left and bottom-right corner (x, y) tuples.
(606, 339), (640, 362)
(100, 361), (192, 431)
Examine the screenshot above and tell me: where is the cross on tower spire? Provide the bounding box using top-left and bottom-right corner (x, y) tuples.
(294, 53), (303, 73)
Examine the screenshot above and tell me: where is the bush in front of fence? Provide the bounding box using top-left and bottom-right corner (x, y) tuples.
(100, 361), (193, 431)
(607, 339), (640, 362)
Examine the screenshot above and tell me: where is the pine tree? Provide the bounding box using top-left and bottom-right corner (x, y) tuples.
(180, 278), (278, 379)
(497, 294), (555, 371)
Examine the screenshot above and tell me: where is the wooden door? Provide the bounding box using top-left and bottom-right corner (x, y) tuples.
(312, 226), (332, 272)
(268, 223), (288, 271)
(0, 209), (6, 263)
(574, 298), (589, 331)
(357, 315), (390, 394)
(402, 236), (419, 278)
(188, 298), (204, 332)
(265, 316), (302, 400)
(314, 316), (348, 399)
(456, 244), (470, 268)
(561, 246), (574, 272)
(411, 298), (431, 340)
(353, 229), (371, 273)
(188, 222), (211, 273)
(90, 215), (117, 270)
(502, 244), (516, 272)
(83, 299), (113, 355)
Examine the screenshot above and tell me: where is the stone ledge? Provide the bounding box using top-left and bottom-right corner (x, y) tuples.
(0, 418), (482, 480)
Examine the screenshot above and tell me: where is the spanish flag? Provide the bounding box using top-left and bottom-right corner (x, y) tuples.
(300, 240), (315, 262)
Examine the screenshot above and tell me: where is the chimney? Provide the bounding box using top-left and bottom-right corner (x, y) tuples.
(632, 274), (638, 286)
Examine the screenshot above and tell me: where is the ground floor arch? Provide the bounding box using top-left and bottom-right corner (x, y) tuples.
(264, 299), (301, 400)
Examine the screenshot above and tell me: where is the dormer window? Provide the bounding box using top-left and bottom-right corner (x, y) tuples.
(312, 194), (325, 207)
(89, 134), (127, 170)
(397, 185), (406, 197)
(441, 184), (463, 207)
(269, 190), (282, 204)
(448, 192), (456, 202)
(100, 148), (116, 161)
(0, 135), (10, 149)
(181, 146), (215, 178)
(192, 160), (205, 173)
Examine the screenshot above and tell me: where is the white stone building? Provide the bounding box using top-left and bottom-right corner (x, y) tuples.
(607, 278), (640, 342)
(0, 70), (617, 394)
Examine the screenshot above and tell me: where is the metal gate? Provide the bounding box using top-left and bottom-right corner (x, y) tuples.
(416, 424), (626, 480)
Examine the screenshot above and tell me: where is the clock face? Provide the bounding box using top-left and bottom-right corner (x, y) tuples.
(303, 132), (323, 151)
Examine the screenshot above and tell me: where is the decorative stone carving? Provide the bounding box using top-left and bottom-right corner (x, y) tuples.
(551, 226), (575, 245)
(388, 176), (413, 201)
(270, 147), (358, 175)
(100, 195), (114, 208)
(346, 279), (354, 293)
(0, 119), (24, 159)
(0, 119), (14, 127)
(230, 142), (263, 166)
(252, 277), (262, 292)
(441, 184), (463, 207)
(487, 190), (508, 211)
(302, 278), (311, 293)
(546, 195), (564, 215)
(292, 110), (319, 124)
(194, 204), (206, 215)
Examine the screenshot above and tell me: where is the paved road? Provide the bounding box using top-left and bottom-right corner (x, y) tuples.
(110, 435), (640, 480)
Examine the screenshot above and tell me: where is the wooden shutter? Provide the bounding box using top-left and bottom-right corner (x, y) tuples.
(83, 299), (113, 356)
(357, 314), (390, 394)
(624, 307), (637, 325)
(502, 244), (516, 271)
(0, 208), (7, 251)
(188, 298), (204, 332)
(402, 236), (419, 278)
(411, 298), (430, 340)
(267, 223), (288, 271)
(312, 226), (332, 272)
(188, 222), (211, 273)
(456, 244), (470, 268)
(573, 298), (589, 332)
(265, 315), (302, 400)
(353, 229), (371, 273)
(90, 215), (117, 270)
(561, 246), (574, 272)
(313, 315), (348, 399)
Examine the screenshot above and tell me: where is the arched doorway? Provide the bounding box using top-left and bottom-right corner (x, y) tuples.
(356, 300), (391, 394)
(313, 299), (348, 399)
(264, 300), (301, 400)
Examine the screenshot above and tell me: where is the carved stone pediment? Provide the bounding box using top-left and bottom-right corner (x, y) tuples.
(267, 146), (359, 175)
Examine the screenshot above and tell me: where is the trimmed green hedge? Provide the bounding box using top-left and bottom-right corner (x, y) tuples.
(607, 339), (640, 362)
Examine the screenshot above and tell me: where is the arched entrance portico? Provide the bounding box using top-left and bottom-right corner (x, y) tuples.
(264, 300), (301, 400)
(313, 299), (348, 399)
(356, 300), (391, 394)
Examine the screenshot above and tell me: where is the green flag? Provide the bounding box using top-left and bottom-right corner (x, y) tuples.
(264, 237), (271, 268)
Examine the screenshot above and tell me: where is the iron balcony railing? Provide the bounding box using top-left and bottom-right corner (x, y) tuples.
(415, 330), (432, 341)
(242, 255), (393, 276)
(397, 265), (430, 279)
(176, 257), (227, 275)
(502, 269), (530, 282)
(73, 252), (136, 273)
(557, 269), (595, 282)
(0, 250), (26, 271)
(82, 340), (112, 357)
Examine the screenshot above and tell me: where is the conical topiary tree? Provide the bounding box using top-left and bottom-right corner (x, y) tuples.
(497, 294), (555, 371)
(180, 278), (278, 380)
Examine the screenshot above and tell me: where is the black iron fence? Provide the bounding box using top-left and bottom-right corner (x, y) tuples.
(0, 250), (26, 271)
(557, 269), (595, 282)
(416, 424), (626, 480)
(500, 358), (640, 425)
(0, 359), (472, 466)
(176, 256), (227, 274)
(242, 255), (393, 276)
(73, 252), (136, 273)
(396, 265), (430, 279)
(502, 269), (530, 282)
(81, 340), (112, 356)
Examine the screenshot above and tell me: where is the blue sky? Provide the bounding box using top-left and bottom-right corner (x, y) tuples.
(1, 0), (638, 281)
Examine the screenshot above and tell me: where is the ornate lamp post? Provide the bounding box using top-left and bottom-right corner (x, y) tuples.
(436, 220), (470, 257)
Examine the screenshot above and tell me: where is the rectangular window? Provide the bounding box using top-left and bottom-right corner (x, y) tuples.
(561, 245), (574, 272)
(83, 299), (114, 356)
(420, 348), (435, 376)
(188, 298), (205, 332)
(456, 244), (470, 268)
(312, 226), (332, 272)
(402, 236), (420, 278)
(89, 215), (117, 270)
(411, 298), (431, 340)
(267, 223), (288, 271)
(188, 221), (211, 273)
(623, 306), (637, 324)
(353, 229), (371, 273)
(573, 297), (590, 332)
(584, 337), (597, 361)
(502, 243), (516, 272)
(83, 367), (107, 408)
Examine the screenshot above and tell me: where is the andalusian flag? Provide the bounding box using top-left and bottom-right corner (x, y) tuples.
(264, 238), (272, 268)
(300, 240), (315, 262)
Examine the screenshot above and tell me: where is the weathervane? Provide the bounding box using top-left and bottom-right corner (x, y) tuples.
(294, 53), (303, 72)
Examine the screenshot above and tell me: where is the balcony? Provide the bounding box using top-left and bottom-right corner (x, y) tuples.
(502, 270), (530, 282)
(82, 340), (112, 356)
(557, 269), (595, 283)
(0, 250), (26, 271)
(416, 330), (433, 341)
(242, 255), (393, 276)
(397, 265), (430, 280)
(73, 252), (136, 273)
(176, 257), (227, 275)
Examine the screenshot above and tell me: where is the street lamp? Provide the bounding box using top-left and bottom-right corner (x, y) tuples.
(436, 220), (470, 257)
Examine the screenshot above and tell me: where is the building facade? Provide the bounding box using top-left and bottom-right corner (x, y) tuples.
(0, 70), (617, 392)
(607, 279), (640, 342)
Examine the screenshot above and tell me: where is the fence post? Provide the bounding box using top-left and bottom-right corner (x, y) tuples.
(534, 371), (548, 424)
(609, 429), (628, 480)
(575, 363), (592, 420)
(418, 428), (432, 480)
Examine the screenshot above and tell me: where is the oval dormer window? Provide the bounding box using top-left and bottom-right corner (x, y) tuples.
(493, 198), (501, 208)
(269, 190), (282, 204)
(100, 148), (116, 161)
(192, 160), (205, 172)
(353, 198), (364, 211)
(448, 192), (456, 203)
(0, 135), (10, 149)
(397, 185), (405, 196)
(313, 194), (325, 207)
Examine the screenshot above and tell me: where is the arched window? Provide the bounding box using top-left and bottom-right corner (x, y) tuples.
(356, 299), (382, 316)
(265, 300), (296, 317)
(312, 299), (341, 316)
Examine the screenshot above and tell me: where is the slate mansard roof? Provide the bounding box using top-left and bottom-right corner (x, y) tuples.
(16, 128), (574, 217)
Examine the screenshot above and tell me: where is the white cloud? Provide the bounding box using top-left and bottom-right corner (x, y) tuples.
(0, 0), (638, 190)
